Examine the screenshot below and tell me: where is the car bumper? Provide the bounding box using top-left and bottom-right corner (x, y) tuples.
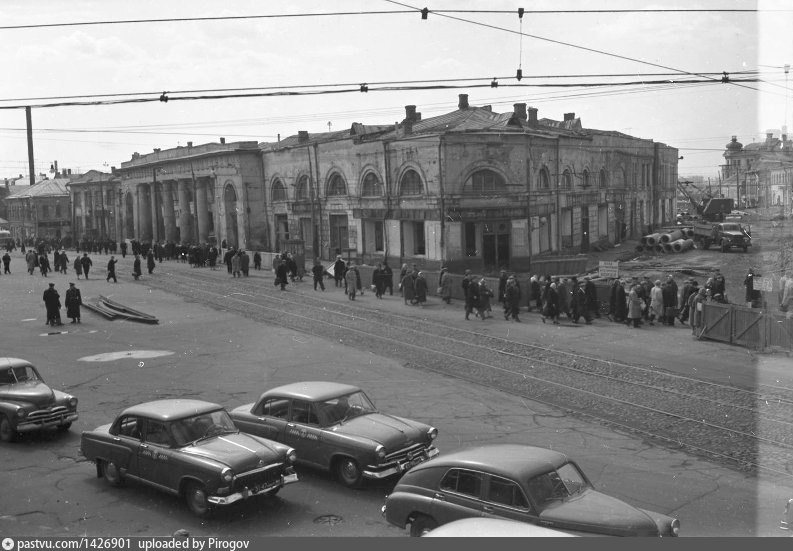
(364, 446), (439, 480)
(17, 412), (78, 432)
(208, 472), (299, 506)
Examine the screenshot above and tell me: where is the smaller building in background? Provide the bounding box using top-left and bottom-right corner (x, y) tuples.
(5, 178), (72, 244)
(722, 131), (793, 209)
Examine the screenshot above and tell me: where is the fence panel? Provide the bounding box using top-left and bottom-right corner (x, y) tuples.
(699, 303), (732, 344)
(731, 304), (766, 349)
(765, 312), (793, 351)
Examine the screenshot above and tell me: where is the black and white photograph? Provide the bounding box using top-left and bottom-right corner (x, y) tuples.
(1, 0), (792, 541)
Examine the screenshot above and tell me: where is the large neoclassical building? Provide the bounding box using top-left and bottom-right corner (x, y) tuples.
(109, 94), (678, 272)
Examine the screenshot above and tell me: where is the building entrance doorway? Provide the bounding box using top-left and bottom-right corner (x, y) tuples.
(482, 221), (510, 271)
(580, 208), (590, 252)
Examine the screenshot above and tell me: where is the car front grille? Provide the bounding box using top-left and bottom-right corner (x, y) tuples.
(231, 463), (284, 491)
(384, 442), (429, 463)
(24, 406), (70, 425)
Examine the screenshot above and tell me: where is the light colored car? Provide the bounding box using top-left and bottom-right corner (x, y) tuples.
(230, 381), (439, 487)
(423, 517), (576, 537)
(0, 357), (78, 442)
(382, 444), (680, 537)
(80, 399), (298, 516)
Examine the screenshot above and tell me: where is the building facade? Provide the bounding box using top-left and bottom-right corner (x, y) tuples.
(260, 95), (678, 272)
(67, 170), (122, 242)
(5, 178), (71, 243)
(722, 132), (793, 209)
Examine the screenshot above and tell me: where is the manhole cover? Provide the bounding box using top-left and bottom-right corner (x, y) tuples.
(313, 514), (343, 526)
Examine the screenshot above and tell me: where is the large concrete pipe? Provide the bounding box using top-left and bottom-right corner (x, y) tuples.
(644, 233), (663, 246)
(661, 229), (684, 243)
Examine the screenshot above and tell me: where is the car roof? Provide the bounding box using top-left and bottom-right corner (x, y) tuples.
(413, 444), (571, 479)
(259, 381), (362, 402)
(424, 518), (576, 537)
(0, 358), (34, 369)
(121, 399), (223, 421)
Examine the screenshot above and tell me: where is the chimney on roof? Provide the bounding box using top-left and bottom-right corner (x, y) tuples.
(528, 107), (538, 125)
(458, 94), (469, 109)
(67, 169), (72, 175)
(404, 105), (418, 122)
(153, 148), (160, 153)
(187, 141), (193, 147)
(513, 103), (527, 121)
(564, 112), (575, 121)
(298, 130), (310, 143)
(111, 166), (116, 174)
(220, 137), (226, 144)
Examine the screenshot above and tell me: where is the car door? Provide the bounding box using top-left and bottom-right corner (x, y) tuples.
(240, 396), (290, 441)
(432, 468), (488, 524)
(283, 399), (324, 467)
(108, 415), (142, 476)
(137, 418), (177, 491)
(481, 474), (536, 524)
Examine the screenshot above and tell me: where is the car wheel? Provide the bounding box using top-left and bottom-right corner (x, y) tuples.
(743, 246), (748, 252)
(184, 482), (211, 517)
(0, 415), (18, 443)
(334, 456), (363, 488)
(409, 514), (438, 537)
(102, 460), (123, 486)
(721, 240), (729, 252)
(57, 422), (72, 431)
(702, 238), (710, 250)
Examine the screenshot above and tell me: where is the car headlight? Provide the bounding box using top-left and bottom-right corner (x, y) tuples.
(68, 397), (78, 408)
(221, 467), (233, 483)
(286, 448), (297, 464)
(670, 518), (680, 537)
(16, 409), (26, 419)
(375, 445), (386, 462)
(427, 427), (438, 440)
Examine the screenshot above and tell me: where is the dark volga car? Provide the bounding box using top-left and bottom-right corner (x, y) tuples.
(230, 382), (439, 487)
(0, 357), (78, 442)
(382, 444), (680, 537)
(80, 399), (298, 516)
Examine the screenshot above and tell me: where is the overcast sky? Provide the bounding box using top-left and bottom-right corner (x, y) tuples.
(2, 0), (791, 182)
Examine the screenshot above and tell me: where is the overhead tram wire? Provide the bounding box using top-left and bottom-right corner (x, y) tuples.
(382, 0), (768, 96)
(0, 8), (768, 31)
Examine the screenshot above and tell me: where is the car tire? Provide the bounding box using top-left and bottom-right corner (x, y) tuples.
(334, 456), (363, 488)
(184, 482), (211, 517)
(409, 514), (438, 537)
(102, 460), (123, 486)
(0, 415), (18, 443)
(702, 238), (711, 250)
(57, 422), (72, 431)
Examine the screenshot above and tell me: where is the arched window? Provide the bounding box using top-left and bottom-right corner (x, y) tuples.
(399, 169), (423, 196)
(582, 169), (590, 188)
(468, 169), (506, 194)
(538, 167), (550, 190)
(327, 173), (347, 196)
(361, 172), (383, 197)
(562, 169), (572, 189)
(271, 179), (287, 202)
(296, 175), (310, 200)
(599, 169), (608, 189)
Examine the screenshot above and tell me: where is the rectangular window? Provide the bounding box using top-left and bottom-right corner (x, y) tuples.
(275, 214), (289, 248)
(487, 476), (529, 509)
(412, 221), (425, 255)
(374, 221), (384, 252)
(330, 215), (349, 252)
(440, 469), (483, 498)
(42, 205), (50, 219)
(465, 222), (477, 256)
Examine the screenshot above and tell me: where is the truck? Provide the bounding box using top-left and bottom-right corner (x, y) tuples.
(692, 221), (752, 252)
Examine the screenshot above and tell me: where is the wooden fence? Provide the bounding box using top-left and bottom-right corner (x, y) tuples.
(695, 302), (793, 352)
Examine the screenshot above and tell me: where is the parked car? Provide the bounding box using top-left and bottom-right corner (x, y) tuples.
(382, 444), (680, 537)
(0, 357), (78, 442)
(80, 399), (298, 517)
(423, 517), (576, 537)
(230, 381), (439, 487)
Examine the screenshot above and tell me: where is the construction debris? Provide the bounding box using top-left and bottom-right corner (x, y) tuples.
(83, 296), (159, 324)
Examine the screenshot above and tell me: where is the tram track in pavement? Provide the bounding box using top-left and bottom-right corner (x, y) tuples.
(142, 265), (793, 479)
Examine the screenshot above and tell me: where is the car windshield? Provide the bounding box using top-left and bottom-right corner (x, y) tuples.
(721, 223), (742, 231)
(170, 409), (238, 446)
(317, 390), (377, 425)
(526, 463), (591, 512)
(0, 365), (41, 385)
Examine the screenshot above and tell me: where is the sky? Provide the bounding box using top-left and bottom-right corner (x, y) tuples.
(1, 0), (791, 183)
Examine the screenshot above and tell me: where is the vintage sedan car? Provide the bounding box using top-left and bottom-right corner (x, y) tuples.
(0, 357), (78, 442)
(423, 517), (576, 537)
(382, 444), (680, 537)
(229, 382), (439, 488)
(80, 399), (298, 517)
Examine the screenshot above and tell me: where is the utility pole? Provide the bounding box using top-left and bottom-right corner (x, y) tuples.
(26, 107), (35, 186)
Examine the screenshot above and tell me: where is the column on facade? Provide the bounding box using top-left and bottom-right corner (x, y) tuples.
(196, 178), (210, 243)
(177, 179), (193, 244)
(149, 181), (160, 243)
(161, 181), (178, 243)
(80, 190), (88, 238)
(138, 183), (153, 242)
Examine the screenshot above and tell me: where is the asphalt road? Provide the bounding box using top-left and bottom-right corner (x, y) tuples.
(0, 251), (790, 537)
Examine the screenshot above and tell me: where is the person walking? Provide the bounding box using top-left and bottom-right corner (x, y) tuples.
(661, 280), (677, 326)
(332, 255), (346, 288)
(583, 276), (598, 320)
(529, 275), (542, 313)
(73, 256), (83, 279)
(497, 269), (509, 312)
(541, 277), (559, 324)
(80, 253), (93, 279)
(382, 260), (394, 296)
(240, 250), (250, 277)
(689, 288), (707, 336)
(275, 258), (289, 291)
(504, 276), (521, 322)
(253, 251), (262, 270)
(26, 250), (36, 275)
(477, 276), (494, 319)
(414, 271), (428, 307)
(464, 273), (481, 319)
(649, 280), (664, 326)
(132, 254), (142, 280)
(59, 250), (69, 274)
(231, 251), (241, 278)
(106, 256), (118, 283)
(2, 251), (11, 274)
(64, 282), (82, 324)
(401, 269), (416, 305)
(438, 266), (453, 304)
(627, 284), (644, 328)
(345, 262), (359, 300)
(311, 259), (326, 291)
(39, 253), (50, 277)
(372, 263), (386, 298)
(146, 251), (156, 275)
(43, 282), (62, 326)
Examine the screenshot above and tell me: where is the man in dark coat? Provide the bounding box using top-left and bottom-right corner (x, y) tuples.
(65, 282), (82, 323)
(43, 282), (62, 326)
(583, 276), (599, 320)
(311, 259), (326, 291)
(275, 258), (289, 291)
(497, 269), (509, 310)
(333, 255), (346, 288)
(372, 263), (386, 298)
(2, 252), (11, 274)
(504, 276), (521, 322)
(80, 253), (93, 279)
(382, 260), (394, 295)
(132, 255), (142, 280)
(106, 256), (118, 283)
(147, 252), (156, 274)
(464, 272), (481, 320)
(120, 241), (128, 258)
